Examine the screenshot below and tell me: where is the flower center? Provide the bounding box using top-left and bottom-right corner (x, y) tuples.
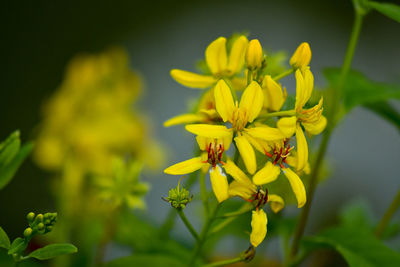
(265, 140), (293, 168)
(250, 188), (268, 210)
(231, 102), (248, 132)
(206, 141), (225, 168)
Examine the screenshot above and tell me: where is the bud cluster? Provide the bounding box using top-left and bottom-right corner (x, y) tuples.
(163, 182), (193, 210)
(24, 212), (57, 238)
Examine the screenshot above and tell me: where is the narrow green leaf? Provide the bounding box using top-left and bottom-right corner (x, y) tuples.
(0, 131), (20, 168)
(0, 142), (34, 190)
(0, 227), (10, 250)
(369, 1), (400, 23)
(364, 101), (400, 133)
(27, 243), (77, 260)
(324, 68), (400, 112)
(8, 238), (27, 255)
(105, 254), (186, 267)
(302, 226), (400, 267)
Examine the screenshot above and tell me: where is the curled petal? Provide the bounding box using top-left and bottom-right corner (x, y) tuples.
(295, 69), (305, 110)
(245, 126), (285, 141)
(303, 115), (327, 135)
(262, 75), (285, 111)
(235, 135), (257, 174)
(253, 161), (280, 185)
(302, 67), (314, 106)
(224, 160), (254, 188)
(164, 157), (206, 175)
(250, 209), (268, 248)
(185, 124), (232, 139)
(277, 116), (297, 138)
(227, 35), (248, 74)
(206, 37), (228, 75)
(170, 69), (216, 89)
(164, 113), (207, 127)
(214, 80), (235, 122)
(209, 165), (229, 203)
(268, 194), (285, 213)
(239, 81), (264, 123)
(282, 168), (306, 208)
(296, 124), (308, 172)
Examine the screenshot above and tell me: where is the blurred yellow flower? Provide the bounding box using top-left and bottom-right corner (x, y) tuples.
(290, 42), (311, 69)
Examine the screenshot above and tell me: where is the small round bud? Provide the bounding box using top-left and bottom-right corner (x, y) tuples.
(36, 214), (44, 222)
(46, 226), (53, 232)
(164, 186), (193, 209)
(246, 39), (263, 70)
(290, 42), (311, 69)
(37, 223), (45, 230)
(27, 212), (35, 222)
(24, 227), (33, 237)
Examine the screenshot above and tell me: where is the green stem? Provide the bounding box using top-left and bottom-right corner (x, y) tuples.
(177, 208), (200, 241)
(273, 68), (294, 81)
(258, 110), (296, 120)
(215, 203), (253, 219)
(289, 8), (365, 261)
(375, 188), (400, 238)
(189, 204), (221, 266)
(202, 257), (243, 267)
(199, 171), (210, 218)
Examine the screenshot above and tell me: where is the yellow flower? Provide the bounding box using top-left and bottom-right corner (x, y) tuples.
(277, 68), (326, 171)
(261, 75), (287, 112)
(170, 36), (249, 89)
(185, 79), (284, 174)
(164, 135), (233, 203)
(290, 42), (311, 69)
(246, 39), (263, 70)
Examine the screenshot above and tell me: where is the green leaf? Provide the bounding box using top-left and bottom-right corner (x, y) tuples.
(0, 142), (34, 190)
(27, 243), (77, 260)
(8, 238), (27, 255)
(105, 254), (187, 267)
(324, 68), (400, 112)
(0, 227), (10, 250)
(0, 131), (20, 169)
(302, 226), (400, 267)
(369, 1), (400, 23)
(364, 101), (400, 132)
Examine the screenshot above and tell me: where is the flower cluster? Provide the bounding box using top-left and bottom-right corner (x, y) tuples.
(164, 35), (326, 248)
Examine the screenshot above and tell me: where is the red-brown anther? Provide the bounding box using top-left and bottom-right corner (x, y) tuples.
(266, 140), (293, 167)
(205, 141), (225, 167)
(250, 188), (269, 209)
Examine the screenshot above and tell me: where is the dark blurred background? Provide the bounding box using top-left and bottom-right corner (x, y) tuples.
(1, 0), (400, 260)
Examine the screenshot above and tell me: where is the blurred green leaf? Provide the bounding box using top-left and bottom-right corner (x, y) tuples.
(302, 226), (400, 267)
(364, 101), (400, 132)
(0, 142), (34, 190)
(0, 227), (10, 250)
(338, 199), (374, 230)
(368, 1), (400, 23)
(8, 238), (27, 255)
(105, 254), (187, 267)
(27, 243), (77, 260)
(324, 68), (400, 112)
(0, 131), (20, 167)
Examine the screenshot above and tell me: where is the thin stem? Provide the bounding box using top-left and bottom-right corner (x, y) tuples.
(273, 68), (294, 81)
(289, 9), (365, 261)
(258, 110), (296, 120)
(177, 208), (200, 241)
(375, 188), (400, 238)
(200, 171), (210, 218)
(202, 257), (243, 267)
(189, 204), (221, 266)
(215, 203), (253, 219)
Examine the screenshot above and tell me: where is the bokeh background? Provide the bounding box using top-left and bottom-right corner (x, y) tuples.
(1, 0), (400, 262)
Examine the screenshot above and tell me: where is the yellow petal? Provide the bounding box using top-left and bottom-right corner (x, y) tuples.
(277, 116), (297, 138)
(282, 168), (306, 208)
(245, 126), (285, 141)
(164, 157), (206, 175)
(289, 42), (311, 69)
(245, 39), (263, 70)
(185, 124), (232, 138)
(164, 113), (207, 127)
(242, 132), (270, 154)
(196, 135), (232, 152)
(170, 69), (216, 89)
(250, 209), (268, 248)
(228, 180), (256, 199)
(214, 80), (235, 122)
(253, 161), (280, 185)
(295, 69), (305, 110)
(262, 75), (285, 111)
(268, 194), (285, 213)
(224, 159), (254, 188)
(239, 81), (264, 122)
(227, 35), (249, 74)
(303, 115), (327, 135)
(302, 67), (314, 106)
(235, 135), (257, 174)
(230, 77), (247, 91)
(206, 37), (228, 75)
(209, 165), (229, 203)
(296, 124), (308, 172)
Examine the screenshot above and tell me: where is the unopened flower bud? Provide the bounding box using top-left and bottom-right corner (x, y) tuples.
(24, 227), (33, 237)
(240, 245), (256, 263)
(246, 39), (263, 70)
(26, 212), (35, 222)
(35, 214), (44, 223)
(37, 223), (45, 231)
(163, 186), (193, 210)
(290, 42), (311, 69)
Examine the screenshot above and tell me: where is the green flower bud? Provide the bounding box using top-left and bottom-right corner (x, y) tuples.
(26, 212), (35, 222)
(164, 186), (192, 210)
(37, 223), (45, 231)
(24, 227), (33, 237)
(240, 245), (256, 263)
(35, 214), (44, 223)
